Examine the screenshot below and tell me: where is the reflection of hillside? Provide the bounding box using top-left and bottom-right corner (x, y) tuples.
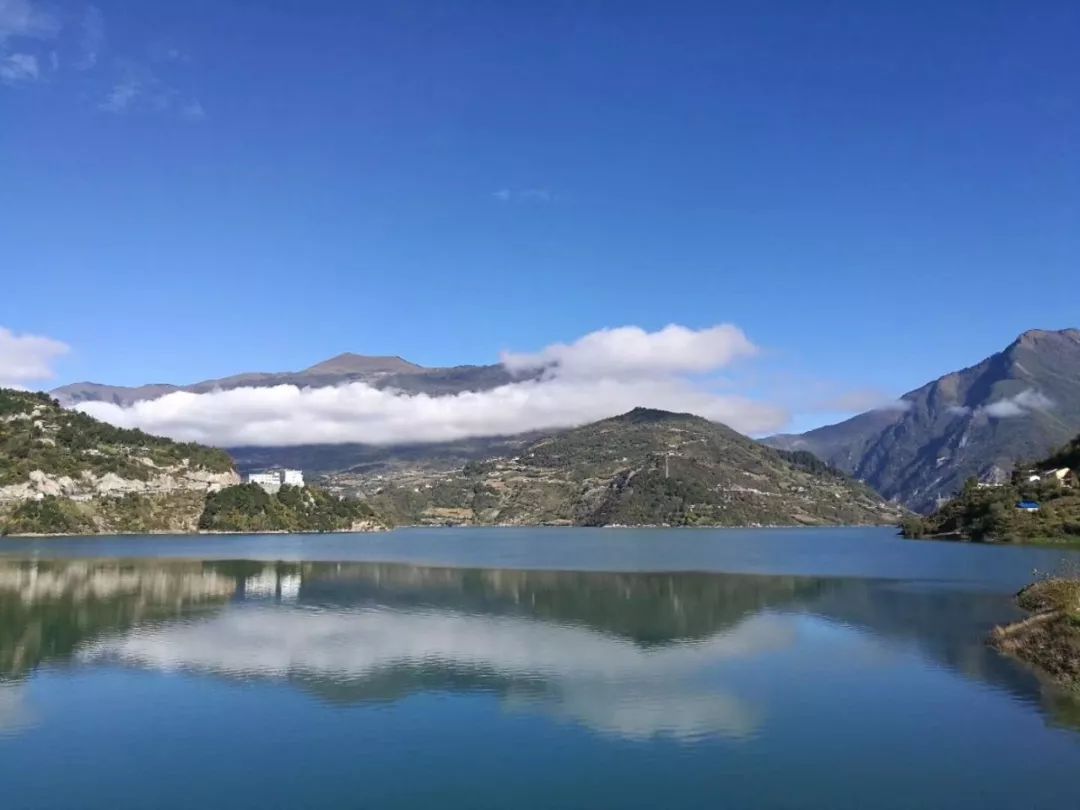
(293, 563), (828, 644)
(249, 562), (1080, 732)
(3, 558), (1079, 737)
(0, 560), (236, 680)
(806, 580), (1080, 733)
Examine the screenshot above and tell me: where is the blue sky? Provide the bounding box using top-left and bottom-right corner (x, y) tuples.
(2, 0), (1078, 434)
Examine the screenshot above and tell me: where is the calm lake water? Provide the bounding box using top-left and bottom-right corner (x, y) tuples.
(2, 527), (1080, 809)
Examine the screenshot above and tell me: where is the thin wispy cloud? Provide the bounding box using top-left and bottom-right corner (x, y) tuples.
(97, 59), (203, 119)
(0, 49), (36, 82)
(0, 0), (202, 119)
(74, 4), (103, 70)
(0, 0), (56, 84)
(0, 0), (60, 40)
(0, 326), (69, 389)
(179, 98), (205, 120)
(492, 188), (553, 203)
(812, 391), (911, 413)
(78, 323), (789, 446)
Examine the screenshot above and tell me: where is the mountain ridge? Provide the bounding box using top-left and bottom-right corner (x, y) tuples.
(764, 328), (1080, 512)
(52, 352), (516, 407)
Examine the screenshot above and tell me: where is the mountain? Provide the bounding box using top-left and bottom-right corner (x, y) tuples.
(52, 353), (519, 407)
(344, 407), (902, 527)
(764, 329), (1080, 513)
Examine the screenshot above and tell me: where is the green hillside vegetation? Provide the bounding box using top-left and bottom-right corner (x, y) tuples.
(1, 491), (211, 536)
(0, 388), (232, 486)
(903, 434), (1080, 543)
(198, 484), (379, 532)
(359, 408), (901, 527)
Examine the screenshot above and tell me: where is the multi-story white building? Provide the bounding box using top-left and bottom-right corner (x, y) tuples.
(247, 469), (305, 493)
(248, 472), (283, 493)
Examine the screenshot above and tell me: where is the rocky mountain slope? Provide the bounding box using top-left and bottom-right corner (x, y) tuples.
(339, 408), (902, 527)
(765, 329), (1080, 512)
(0, 388), (239, 534)
(52, 353), (518, 407)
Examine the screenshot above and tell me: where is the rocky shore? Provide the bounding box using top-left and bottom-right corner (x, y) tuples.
(991, 579), (1080, 690)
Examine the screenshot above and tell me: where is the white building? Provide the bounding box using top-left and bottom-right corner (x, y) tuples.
(248, 472), (283, 493)
(247, 469), (305, 493)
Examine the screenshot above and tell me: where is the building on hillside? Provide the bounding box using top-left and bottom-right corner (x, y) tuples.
(248, 472), (283, 493)
(248, 469), (305, 493)
(1052, 467), (1072, 483)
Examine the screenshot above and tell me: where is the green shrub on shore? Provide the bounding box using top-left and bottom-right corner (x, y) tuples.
(198, 484), (378, 532)
(1, 491), (211, 535)
(1, 496), (95, 535)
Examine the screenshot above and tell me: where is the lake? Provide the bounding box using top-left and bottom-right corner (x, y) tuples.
(2, 527), (1079, 809)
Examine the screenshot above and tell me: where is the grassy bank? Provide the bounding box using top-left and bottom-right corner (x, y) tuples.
(991, 578), (1080, 690)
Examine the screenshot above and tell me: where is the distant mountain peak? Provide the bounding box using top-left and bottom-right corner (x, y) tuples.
(303, 353), (424, 375)
(1013, 328), (1080, 349)
(614, 407), (694, 423)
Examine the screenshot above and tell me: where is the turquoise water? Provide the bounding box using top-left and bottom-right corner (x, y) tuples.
(2, 527), (1079, 809)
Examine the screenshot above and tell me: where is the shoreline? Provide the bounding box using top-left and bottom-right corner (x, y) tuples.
(990, 579), (1080, 691)
(0, 521), (900, 538)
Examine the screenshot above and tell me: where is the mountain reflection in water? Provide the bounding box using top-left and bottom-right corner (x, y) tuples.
(0, 558), (1077, 741)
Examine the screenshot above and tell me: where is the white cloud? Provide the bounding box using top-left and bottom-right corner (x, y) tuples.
(982, 388), (1054, 419)
(78, 324), (788, 445)
(948, 389), (1055, 420)
(79, 375), (788, 447)
(502, 323), (758, 379)
(0, 326), (69, 388)
(0, 50), (36, 82)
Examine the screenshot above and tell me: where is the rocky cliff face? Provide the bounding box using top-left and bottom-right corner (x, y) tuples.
(0, 467), (240, 504)
(0, 389), (240, 535)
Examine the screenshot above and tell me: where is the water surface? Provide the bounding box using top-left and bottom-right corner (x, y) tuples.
(2, 527), (1079, 809)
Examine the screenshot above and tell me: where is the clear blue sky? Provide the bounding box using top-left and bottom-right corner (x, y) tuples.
(2, 0), (1077, 426)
